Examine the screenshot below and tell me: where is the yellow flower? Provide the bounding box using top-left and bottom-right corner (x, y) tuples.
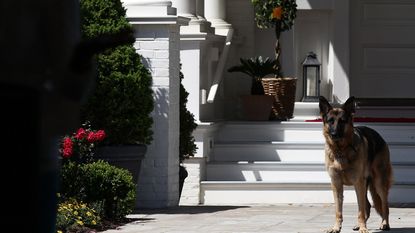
(92, 220), (97, 225)
(86, 211), (92, 217)
(73, 211), (78, 216)
(76, 220), (84, 226)
(57, 231), (63, 233)
(272, 6), (283, 20)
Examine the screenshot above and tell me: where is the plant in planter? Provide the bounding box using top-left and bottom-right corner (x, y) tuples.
(80, 0), (153, 183)
(228, 56), (278, 95)
(251, 0), (298, 120)
(228, 56), (278, 120)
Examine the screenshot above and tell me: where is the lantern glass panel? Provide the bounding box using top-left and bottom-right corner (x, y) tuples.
(306, 66), (318, 96)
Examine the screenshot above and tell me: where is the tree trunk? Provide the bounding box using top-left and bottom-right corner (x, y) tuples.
(274, 21), (282, 76)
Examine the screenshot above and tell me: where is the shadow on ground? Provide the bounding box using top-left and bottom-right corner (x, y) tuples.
(133, 205), (250, 215)
(378, 228), (415, 233)
(390, 203), (415, 208)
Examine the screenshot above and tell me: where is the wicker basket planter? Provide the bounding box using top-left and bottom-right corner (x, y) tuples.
(261, 77), (297, 120)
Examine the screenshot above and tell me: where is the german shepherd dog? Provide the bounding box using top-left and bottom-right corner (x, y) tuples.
(319, 96), (393, 233)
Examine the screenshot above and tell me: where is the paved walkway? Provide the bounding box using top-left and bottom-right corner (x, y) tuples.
(101, 204), (415, 233)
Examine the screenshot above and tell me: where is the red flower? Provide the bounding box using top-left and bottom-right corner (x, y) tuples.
(87, 130), (106, 143)
(62, 137), (73, 158)
(74, 128), (87, 140)
(59, 123), (106, 163)
(95, 130), (106, 142)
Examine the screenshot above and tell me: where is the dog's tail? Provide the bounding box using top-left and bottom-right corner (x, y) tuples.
(368, 161), (393, 215)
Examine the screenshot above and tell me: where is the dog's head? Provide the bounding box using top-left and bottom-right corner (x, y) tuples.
(319, 96), (355, 141)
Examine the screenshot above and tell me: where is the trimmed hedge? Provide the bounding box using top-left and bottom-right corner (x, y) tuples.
(80, 0), (154, 145)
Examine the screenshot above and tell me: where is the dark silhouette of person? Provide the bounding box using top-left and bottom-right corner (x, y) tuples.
(0, 1), (134, 232)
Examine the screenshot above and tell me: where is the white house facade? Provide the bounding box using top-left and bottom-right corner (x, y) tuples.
(124, 0), (415, 208)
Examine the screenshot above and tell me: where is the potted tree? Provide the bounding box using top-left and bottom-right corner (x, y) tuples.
(251, 0), (298, 120)
(228, 56), (277, 120)
(80, 0), (154, 184)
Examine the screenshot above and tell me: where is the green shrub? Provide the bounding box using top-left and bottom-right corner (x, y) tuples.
(56, 198), (101, 232)
(179, 70), (197, 163)
(60, 161), (136, 220)
(80, 0), (154, 145)
(82, 161), (136, 220)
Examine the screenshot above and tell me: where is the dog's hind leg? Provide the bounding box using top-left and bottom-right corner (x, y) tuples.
(373, 175), (391, 230)
(353, 194), (371, 231)
(371, 149), (392, 231)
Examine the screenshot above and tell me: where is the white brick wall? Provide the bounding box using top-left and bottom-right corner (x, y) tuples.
(129, 21), (182, 208)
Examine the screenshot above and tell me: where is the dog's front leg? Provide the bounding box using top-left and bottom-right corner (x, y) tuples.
(327, 179), (343, 233)
(355, 180), (370, 233)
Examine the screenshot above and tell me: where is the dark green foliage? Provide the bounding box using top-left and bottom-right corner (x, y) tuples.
(80, 0), (154, 145)
(251, 0), (297, 32)
(81, 161), (136, 220)
(179, 70), (197, 163)
(60, 161), (136, 220)
(80, 0), (131, 37)
(227, 56), (278, 95)
(60, 161), (84, 198)
(251, 0), (297, 77)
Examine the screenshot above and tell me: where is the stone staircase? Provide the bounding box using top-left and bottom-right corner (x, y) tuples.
(199, 104), (415, 205)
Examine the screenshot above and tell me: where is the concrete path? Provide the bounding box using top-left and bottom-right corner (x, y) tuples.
(101, 204), (415, 233)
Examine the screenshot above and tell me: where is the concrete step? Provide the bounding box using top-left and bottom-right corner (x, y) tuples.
(216, 121), (415, 144)
(211, 141), (415, 163)
(200, 181), (415, 205)
(212, 142), (325, 162)
(215, 121), (324, 142)
(200, 121), (415, 205)
(292, 102), (320, 121)
(206, 162), (415, 184)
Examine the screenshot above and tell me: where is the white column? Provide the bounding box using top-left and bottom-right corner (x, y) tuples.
(171, 0), (198, 21)
(204, 0), (232, 35)
(122, 0), (189, 208)
(196, 0), (205, 20)
(171, 0), (212, 33)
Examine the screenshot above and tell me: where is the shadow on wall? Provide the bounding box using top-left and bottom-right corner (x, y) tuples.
(153, 88), (170, 120)
(140, 56), (152, 72)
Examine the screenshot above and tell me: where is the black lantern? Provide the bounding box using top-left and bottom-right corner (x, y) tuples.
(302, 52), (321, 102)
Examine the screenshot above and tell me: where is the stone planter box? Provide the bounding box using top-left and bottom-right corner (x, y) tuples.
(95, 144), (146, 184)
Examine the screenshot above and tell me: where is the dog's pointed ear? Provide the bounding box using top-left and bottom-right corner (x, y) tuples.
(319, 96), (332, 116)
(343, 96), (356, 114)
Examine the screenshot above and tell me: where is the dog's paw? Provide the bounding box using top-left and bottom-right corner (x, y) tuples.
(325, 228), (341, 233)
(358, 228), (370, 233)
(379, 223), (390, 231)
